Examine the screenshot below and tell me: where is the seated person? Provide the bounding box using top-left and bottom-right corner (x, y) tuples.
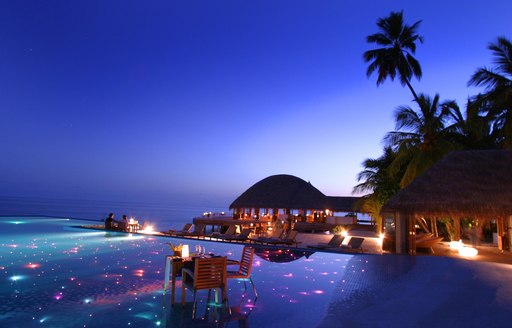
(117, 214), (129, 231)
(104, 213), (115, 230)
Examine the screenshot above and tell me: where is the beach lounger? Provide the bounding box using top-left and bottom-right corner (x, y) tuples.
(307, 234), (344, 249)
(249, 228), (284, 244)
(175, 223), (206, 238)
(261, 230), (300, 247)
(221, 228), (252, 243)
(168, 223), (193, 236)
(209, 225), (237, 239)
(416, 235), (443, 254)
(327, 236), (364, 253)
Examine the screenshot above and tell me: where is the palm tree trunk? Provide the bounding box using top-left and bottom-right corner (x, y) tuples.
(405, 80), (420, 103)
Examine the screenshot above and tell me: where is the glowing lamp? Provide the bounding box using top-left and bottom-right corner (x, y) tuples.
(140, 225), (155, 234)
(458, 246), (478, 257)
(449, 240), (464, 250)
(341, 230), (348, 237)
(181, 245), (190, 258)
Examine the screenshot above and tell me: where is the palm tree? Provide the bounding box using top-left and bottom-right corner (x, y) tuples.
(468, 37), (512, 149)
(384, 93), (460, 187)
(444, 98), (499, 149)
(364, 11), (423, 103)
(353, 147), (403, 232)
(353, 147), (401, 199)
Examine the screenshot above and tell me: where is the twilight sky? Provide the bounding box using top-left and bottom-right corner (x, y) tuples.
(1, 1), (511, 207)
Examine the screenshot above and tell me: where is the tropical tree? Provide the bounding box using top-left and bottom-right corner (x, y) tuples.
(353, 147), (403, 231)
(468, 37), (512, 149)
(364, 11), (423, 103)
(444, 98), (499, 149)
(384, 93), (460, 187)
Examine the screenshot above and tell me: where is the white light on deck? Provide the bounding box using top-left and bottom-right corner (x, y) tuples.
(449, 240), (464, 250)
(139, 225), (155, 234)
(458, 246), (478, 257)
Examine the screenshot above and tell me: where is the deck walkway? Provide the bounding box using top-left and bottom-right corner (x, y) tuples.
(78, 224), (512, 265)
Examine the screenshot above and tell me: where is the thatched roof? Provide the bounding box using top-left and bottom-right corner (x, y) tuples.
(325, 196), (361, 212)
(381, 150), (512, 219)
(229, 174), (361, 211)
(229, 174), (327, 210)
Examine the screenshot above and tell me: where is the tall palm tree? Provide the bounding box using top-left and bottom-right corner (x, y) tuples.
(384, 93), (460, 187)
(364, 11), (423, 103)
(468, 37), (512, 149)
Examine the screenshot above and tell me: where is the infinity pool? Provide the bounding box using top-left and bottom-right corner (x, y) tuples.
(2, 217), (511, 327)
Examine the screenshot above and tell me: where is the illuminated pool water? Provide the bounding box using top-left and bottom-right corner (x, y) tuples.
(0, 217), (357, 327)
(2, 217), (511, 327)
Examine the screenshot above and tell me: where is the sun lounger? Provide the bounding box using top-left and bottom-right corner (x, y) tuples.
(168, 223), (193, 236)
(259, 230), (301, 247)
(416, 236), (443, 254)
(326, 236), (364, 253)
(220, 228), (253, 242)
(249, 228), (284, 244)
(209, 225), (237, 239)
(307, 234), (344, 249)
(175, 223), (206, 238)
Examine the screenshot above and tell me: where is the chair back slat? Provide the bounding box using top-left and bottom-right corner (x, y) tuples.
(238, 247), (254, 276)
(193, 257), (227, 289)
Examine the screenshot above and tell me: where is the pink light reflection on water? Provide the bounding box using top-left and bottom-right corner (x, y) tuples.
(24, 263), (41, 269)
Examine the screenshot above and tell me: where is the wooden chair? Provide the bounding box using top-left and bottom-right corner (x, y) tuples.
(181, 256), (228, 319)
(227, 246), (257, 298)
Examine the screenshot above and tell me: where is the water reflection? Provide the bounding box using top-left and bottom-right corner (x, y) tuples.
(162, 293), (256, 327)
(253, 246), (315, 263)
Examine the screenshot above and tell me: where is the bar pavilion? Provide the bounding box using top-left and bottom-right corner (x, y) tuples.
(382, 150), (512, 255)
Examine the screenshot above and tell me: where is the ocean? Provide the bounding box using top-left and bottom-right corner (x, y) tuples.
(0, 196), (229, 231)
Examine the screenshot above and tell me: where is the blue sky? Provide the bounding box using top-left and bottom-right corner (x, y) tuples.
(1, 1), (511, 207)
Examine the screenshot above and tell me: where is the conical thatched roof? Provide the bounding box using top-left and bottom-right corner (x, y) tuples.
(229, 174), (361, 212)
(381, 150), (512, 219)
(229, 174), (328, 210)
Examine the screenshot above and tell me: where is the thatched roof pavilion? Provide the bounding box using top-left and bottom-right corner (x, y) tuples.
(229, 174), (327, 210)
(229, 174), (360, 220)
(381, 150), (512, 254)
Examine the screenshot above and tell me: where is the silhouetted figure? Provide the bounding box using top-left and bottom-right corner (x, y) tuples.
(118, 215), (129, 231)
(105, 213), (115, 230)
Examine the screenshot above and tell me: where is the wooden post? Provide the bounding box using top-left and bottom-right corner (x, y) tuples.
(454, 217), (461, 241)
(395, 212), (408, 254)
(407, 216), (416, 255)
